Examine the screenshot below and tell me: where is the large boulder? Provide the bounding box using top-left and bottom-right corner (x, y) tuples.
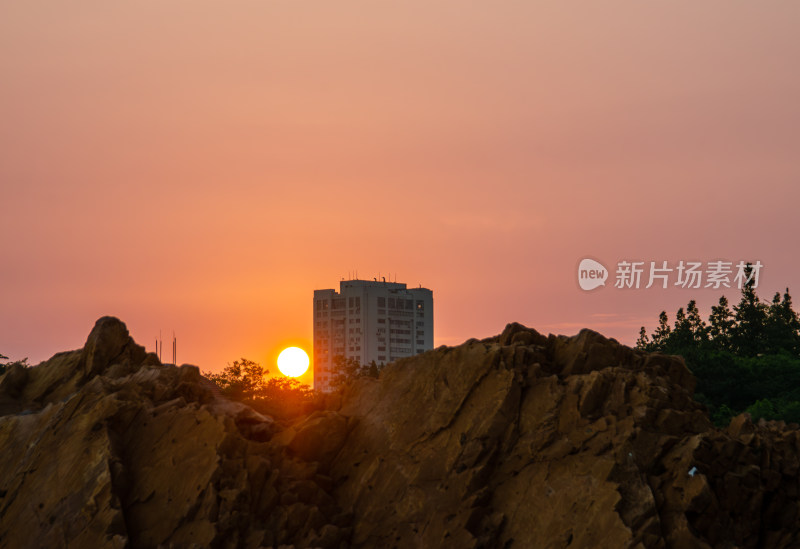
(2, 318), (800, 548)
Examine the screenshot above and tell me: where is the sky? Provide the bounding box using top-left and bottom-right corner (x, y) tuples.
(2, 2), (799, 385)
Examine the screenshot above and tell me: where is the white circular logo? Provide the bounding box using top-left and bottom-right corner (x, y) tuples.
(578, 258), (608, 291)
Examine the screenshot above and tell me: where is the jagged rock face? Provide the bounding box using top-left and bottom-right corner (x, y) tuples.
(0, 317), (351, 549)
(1, 318), (800, 548)
(329, 323), (800, 549)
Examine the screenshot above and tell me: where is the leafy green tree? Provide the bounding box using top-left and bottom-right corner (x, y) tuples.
(635, 327), (651, 351)
(686, 300), (709, 344)
(765, 289), (800, 355)
(205, 358), (318, 422)
(205, 358), (269, 401)
(708, 296), (735, 350)
(650, 311), (671, 349)
(637, 265), (800, 426)
(262, 376), (313, 402)
(745, 399), (780, 422)
(329, 356), (381, 389)
(668, 307), (693, 351)
(731, 264), (769, 356)
(710, 403), (736, 427)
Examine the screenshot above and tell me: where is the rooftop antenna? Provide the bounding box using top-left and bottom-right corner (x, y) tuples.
(172, 331), (176, 365)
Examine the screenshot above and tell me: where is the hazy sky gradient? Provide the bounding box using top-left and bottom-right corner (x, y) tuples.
(3, 2), (799, 383)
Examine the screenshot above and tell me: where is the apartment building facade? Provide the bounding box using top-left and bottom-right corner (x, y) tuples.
(313, 279), (433, 391)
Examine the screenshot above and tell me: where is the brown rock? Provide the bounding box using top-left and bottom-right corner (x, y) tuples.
(328, 323), (797, 548)
(0, 317), (349, 549)
(81, 316), (148, 379)
(4, 318), (800, 548)
(273, 411), (349, 466)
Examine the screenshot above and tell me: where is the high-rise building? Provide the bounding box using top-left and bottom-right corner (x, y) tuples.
(313, 279), (433, 392)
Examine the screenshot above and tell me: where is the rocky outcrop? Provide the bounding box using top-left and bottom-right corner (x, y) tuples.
(1, 318), (800, 548)
(0, 317), (350, 549)
(327, 323), (800, 548)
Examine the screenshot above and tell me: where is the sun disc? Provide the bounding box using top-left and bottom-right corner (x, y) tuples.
(277, 347), (309, 377)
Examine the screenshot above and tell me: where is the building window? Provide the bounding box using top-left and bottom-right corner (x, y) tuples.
(416, 301), (424, 310)
(377, 297), (385, 307)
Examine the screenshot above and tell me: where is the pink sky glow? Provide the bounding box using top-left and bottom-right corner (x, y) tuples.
(2, 2), (799, 385)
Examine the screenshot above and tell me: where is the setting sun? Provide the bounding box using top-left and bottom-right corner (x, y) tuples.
(277, 347), (309, 377)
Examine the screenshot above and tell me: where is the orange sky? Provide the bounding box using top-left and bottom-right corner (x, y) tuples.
(2, 2), (799, 385)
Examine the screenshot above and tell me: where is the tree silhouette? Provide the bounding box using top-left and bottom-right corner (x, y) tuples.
(637, 269), (800, 425)
(708, 296), (734, 349)
(765, 289), (800, 355)
(205, 358), (269, 401)
(330, 356), (381, 389)
(204, 358), (318, 422)
(636, 327), (650, 350)
(731, 264), (769, 356)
